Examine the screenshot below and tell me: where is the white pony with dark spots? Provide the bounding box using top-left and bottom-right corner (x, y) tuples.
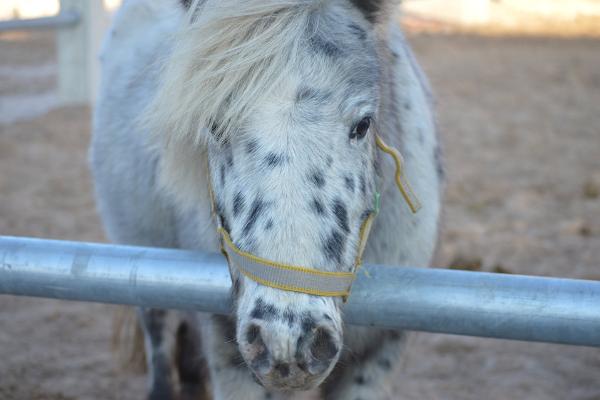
(91, 0), (443, 398)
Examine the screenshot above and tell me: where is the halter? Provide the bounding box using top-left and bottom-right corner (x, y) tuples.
(209, 135), (420, 301)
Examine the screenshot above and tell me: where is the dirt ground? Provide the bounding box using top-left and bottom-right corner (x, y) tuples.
(1, 29), (599, 400)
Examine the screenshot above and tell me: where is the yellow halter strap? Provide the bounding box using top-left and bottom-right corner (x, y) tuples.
(210, 134), (419, 300)
(375, 135), (422, 213)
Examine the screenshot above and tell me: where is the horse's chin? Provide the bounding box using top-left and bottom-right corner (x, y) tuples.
(251, 370), (324, 392)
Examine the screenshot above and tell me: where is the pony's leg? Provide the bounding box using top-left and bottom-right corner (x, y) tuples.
(138, 308), (176, 400)
(321, 329), (406, 400)
(201, 315), (287, 400)
(174, 314), (211, 400)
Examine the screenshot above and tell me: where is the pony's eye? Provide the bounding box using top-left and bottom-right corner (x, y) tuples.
(351, 117), (371, 140)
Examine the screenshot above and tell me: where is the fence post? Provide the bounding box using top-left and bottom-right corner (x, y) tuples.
(403, 0), (490, 26)
(57, 0), (109, 105)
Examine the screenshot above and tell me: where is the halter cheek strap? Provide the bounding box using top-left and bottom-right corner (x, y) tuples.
(209, 134), (418, 300)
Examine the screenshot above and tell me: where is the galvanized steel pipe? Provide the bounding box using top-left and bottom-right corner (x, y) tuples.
(1, 236), (599, 347)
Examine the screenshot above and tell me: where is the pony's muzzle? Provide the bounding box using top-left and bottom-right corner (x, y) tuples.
(239, 320), (341, 390)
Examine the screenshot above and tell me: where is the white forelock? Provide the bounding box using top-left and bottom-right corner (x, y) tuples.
(144, 0), (326, 148)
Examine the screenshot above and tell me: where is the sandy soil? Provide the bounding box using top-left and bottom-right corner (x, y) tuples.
(1, 31), (599, 400)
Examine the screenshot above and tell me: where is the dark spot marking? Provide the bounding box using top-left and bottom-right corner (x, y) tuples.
(220, 164), (226, 187)
(245, 139), (258, 155)
(246, 324), (260, 344)
(311, 198), (325, 215)
(233, 192), (245, 217)
(309, 34), (342, 58)
(301, 314), (316, 333)
(264, 219), (274, 231)
(327, 156), (333, 167)
(309, 170), (326, 188)
(283, 308), (295, 327)
(226, 147), (234, 168)
(359, 174), (366, 195)
(264, 152), (285, 168)
(323, 230), (346, 264)
(243, 198), (266, 236)
(274, 363), (290, 378)
(250, 300), (265, 320)
(332, 199), (350, 233)
(354, 375), (367, 385)
(210, 122), (223, 141)
(373, 154), (382, 176)
(265, 393), (273, 400)
(403, 101), (412, 110)
(297, 360), (308, 372)
(349, 23), (367, 41)
(344, 175), (355, 193)
(323, 314), (332, 321)
(377, 358), (392, 370)
(349, 0), (383, 22)
(251, 298), (277, 321)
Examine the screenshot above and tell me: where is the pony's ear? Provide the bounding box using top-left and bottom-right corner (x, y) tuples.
(349, 0), (393, 22)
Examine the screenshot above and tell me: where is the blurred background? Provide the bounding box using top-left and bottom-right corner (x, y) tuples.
(1, 1), (599, 399)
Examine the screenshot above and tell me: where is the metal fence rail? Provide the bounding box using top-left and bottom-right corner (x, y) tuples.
(1, 236), (599, 347)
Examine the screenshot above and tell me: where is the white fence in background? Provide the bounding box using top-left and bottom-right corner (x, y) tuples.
(2, 0), (599, 103)
(403, 0), (600, 25)
(0, 1), (122, 105)
(0, 0), (122, 20)
(404, 0), (491, 25)
(0, 1), (59, 20)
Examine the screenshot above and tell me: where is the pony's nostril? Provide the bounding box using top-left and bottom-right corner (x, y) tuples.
(245, 324), (270, 373)
(246, 324), (261, 344)
(310, 327), (339, 362)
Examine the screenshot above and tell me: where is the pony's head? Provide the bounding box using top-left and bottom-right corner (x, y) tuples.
(147, 0), (393, 391)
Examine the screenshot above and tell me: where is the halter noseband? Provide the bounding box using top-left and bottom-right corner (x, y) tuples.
(209, 134), (419, 301)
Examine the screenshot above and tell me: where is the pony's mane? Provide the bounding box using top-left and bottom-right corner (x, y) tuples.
(145, 0), (322, 146)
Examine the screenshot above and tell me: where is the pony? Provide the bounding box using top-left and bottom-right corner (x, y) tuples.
(90, 0), (443, 398)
